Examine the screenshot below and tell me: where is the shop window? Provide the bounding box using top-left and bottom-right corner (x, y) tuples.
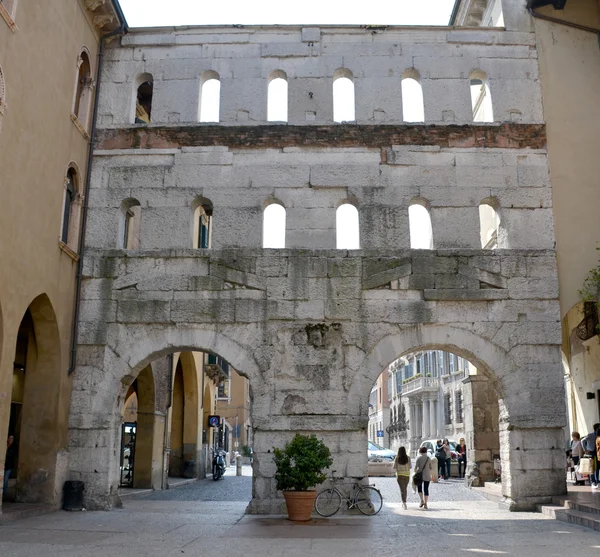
(333, 68), (355, 123)
(470, 70), (494, 123)
(401, 69), (424, 122)
(135, 73), (153, 124)
(268, 70), (288, 122)
(199, 71), (220, 123)
(336, 203), (360, 249)
(73, 49), (93, 129)
(119, 199), (141, 250)
(263, 202), (286, 248)
(192, 197), (213, 249)
(408, 200), (433, 249)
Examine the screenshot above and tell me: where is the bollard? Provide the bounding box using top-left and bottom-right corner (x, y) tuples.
(236, 454), (243, 476)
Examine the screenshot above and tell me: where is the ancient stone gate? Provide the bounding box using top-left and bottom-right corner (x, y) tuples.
(69, 21), (566, 512)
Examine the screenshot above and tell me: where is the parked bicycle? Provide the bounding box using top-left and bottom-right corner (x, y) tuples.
(314, 471), (383, 517)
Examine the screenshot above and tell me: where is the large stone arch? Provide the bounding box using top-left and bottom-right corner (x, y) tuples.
(69, 325), (261, 509)
(353, 324), (566, 510)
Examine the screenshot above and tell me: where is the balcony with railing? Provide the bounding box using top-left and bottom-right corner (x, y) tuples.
(402, 376), (440, 395)
(205, 353), (230, 383)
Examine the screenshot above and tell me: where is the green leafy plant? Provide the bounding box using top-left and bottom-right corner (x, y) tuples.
(579, 248), (600, 302)
(240, 445), (252, 458)
(273, 434), (333, 491)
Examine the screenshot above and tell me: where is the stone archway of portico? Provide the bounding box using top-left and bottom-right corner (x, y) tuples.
(351, 324), (510, 416)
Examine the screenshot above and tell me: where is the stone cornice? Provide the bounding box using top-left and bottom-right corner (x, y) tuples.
(84, 0), (121, 34)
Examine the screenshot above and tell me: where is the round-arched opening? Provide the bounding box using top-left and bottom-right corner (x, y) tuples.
(119, 198), (141, 250)
(199, 71), (221, 123)
(470, 70), (494, 123)
(192, 197), (213, 249)
(408, 201), (433, 249)
(263, 202), (286, 248)
(135, 73), (153, 124)
(336, 202), (360, 249)
(268, 71), (288, 122)
(479, 199), (501, 249)
(401, 69), (424, 123)
(333, 69), (355, 123)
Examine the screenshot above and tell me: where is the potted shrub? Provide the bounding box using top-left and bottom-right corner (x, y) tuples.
(273, 433), (333, 521)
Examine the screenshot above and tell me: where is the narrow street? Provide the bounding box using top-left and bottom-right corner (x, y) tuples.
(2, 471), (599, 557)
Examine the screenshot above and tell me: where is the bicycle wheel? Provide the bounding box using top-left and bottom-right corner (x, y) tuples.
(314, 488), (342, 517)
(354, 486), (383, 515)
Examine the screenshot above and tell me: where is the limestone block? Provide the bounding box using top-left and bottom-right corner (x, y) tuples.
(516, 165), (550, 188)
(414, 55), (475, 79)
(78, 320), (109, 345)
(139, 207), (190, 249)
(81, 278), (113, 301)
(422, 78), (473, 124)
(85, 209), (120, 249)
(502, 209), (555, 249)
(170, 298), (236, 323)
(97, 81), (133, 126)
(489, 78), (543, 123)
(261, 42), (318, 58)
(430, 301), (490, 323)
(354, 77), (403, 123)
(455, 164), (518, 189)
(172, 164), (233, 189)
(211, 207), (263, 249)
(431, 207), (481, 249)
(109, 166), (167, 190)
(384, 164), (457, 188)
(151, 78), (199, 124)
(492, 187), (552, 208)
(507, 277), (559, 300)
(220, 77), (267, 123)
(301, 27), (321, 43)
(287, 77), (333, 124)
(309, 164), (380, 188)
(79, 299), (117, 323)
(117, 300), (171, 323)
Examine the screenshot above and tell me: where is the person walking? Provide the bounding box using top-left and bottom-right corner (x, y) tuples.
(570, 431), (583, 467)
(435, 439), (446, 480)
(442, 438), (452, 479)
(3, 435), (17, 496)
(393, 446), (411, 510)
(582, 423), (600, 488)
(414, 446), (433, 509)
(457, 437), (467, 478)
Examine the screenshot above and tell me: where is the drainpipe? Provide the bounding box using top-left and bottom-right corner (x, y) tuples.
(68, 4), (128, 375)
(526, 0), (600, 46)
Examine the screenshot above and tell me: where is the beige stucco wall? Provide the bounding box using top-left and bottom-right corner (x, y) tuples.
(0, 0), (102, 507)
(534, 2), (600, 317)
(533, 1), (600, 433)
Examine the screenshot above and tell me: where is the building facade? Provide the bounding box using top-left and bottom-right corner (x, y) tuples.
(69, 1), (567, 515)
(0, 0), (124, 512)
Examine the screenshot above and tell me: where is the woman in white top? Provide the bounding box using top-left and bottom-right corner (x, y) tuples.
(570, 431), (584, 465)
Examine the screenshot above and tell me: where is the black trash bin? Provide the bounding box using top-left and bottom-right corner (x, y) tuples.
(63, 480), (85, 511)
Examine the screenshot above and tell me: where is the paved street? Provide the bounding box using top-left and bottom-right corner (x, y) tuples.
(1, 469), (599, 557)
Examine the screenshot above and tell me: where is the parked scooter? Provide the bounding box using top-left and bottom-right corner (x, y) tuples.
(212, 448), (226, 481)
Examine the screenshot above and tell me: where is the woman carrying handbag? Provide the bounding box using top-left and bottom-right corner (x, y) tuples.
(413, 446), (433, 510)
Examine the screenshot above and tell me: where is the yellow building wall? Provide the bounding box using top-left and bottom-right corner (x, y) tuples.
(534, 1), (600, 432)
(0, 1), (104, 506)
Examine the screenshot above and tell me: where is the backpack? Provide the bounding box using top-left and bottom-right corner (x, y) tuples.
(435, 446), (446, 460)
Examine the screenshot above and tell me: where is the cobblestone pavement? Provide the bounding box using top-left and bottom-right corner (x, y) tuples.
(1, 470), (599, 557)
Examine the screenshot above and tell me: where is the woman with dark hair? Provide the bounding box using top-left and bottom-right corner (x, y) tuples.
(414, 446), (433, 509)
(457, 437), (467, 478)
(394, 446), (411, 509)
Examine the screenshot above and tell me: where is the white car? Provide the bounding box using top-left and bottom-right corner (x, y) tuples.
(368, 441), (396, 477)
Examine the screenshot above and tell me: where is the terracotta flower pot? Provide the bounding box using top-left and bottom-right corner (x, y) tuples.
(283, 490), (317, 521)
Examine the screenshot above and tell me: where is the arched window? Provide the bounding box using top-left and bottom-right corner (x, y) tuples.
(199, 71), (221, 123)
(0, 64), (5, 134)
(192, 197), (213, 249)
(60, 167), (81, 249)
(267, 70), (288, 122)
(336, 203), (359, 249)
(470, 70), (494, 123)
(73, 50), (93, 129)
(119, 199), (141, 250)
(479, 199), (501, 249)
(408, 201), (433, 249)
(135, 73), (153, 124)
(333, 69), (355, 123)
(262, 202), (286, 248)
(401, 69), (424, 123)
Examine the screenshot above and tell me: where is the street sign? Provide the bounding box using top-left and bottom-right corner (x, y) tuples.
(377, 430), (384, 437)
(208, 415), (220, 427)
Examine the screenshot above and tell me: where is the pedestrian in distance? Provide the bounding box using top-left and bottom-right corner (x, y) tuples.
(393, 446), (411, 510)
(435, 439), (446, 480)
(582, 423), (600, 488)
(457, 437), (467, 479)
(413, 446), (432, 510)
(442, 438), (452, 479)
(3, 435), (17, 495)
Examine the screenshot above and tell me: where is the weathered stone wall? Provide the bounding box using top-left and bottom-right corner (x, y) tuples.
(71, 248), (565, 511)
(70, 22), (566, 513)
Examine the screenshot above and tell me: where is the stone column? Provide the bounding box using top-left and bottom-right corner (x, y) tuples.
(429, 397), (436, 440)
(408, 400), (418, 455)
(422, 397), (430, 439)
(133, 411), (166, 489)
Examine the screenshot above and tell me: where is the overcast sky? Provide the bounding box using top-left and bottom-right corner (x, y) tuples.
(119, 0), (457, 28)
